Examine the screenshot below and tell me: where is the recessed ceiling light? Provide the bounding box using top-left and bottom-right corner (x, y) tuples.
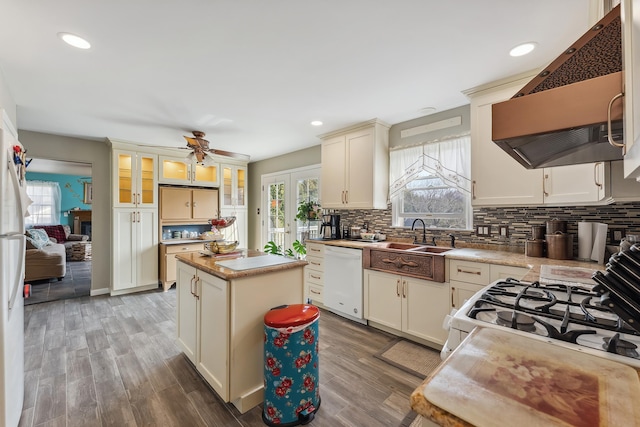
(419, 107), (436, 115)
(510, 42), (537, 57)
(58, 32), (91, 49)
(311, 121), (323, 126)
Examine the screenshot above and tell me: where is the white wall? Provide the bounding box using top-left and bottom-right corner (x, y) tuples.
(17, 131), (111, 294)
(0, 69), (17, 127)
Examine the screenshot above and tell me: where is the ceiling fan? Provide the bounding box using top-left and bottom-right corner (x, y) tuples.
(183, 131), (250, 164)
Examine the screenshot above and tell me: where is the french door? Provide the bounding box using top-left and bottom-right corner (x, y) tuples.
(261, 166), (321, 252)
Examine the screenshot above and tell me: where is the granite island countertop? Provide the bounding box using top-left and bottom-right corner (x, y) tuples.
(175, 249), (307, 280)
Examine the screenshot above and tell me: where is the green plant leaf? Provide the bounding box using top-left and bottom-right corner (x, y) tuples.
(263, 241), (283, 255)
(292, 239), (306, 255)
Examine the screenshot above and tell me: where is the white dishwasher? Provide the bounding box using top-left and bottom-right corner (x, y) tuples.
(323, 246), (365, 324)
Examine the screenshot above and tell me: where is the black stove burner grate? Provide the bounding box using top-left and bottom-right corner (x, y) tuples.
(470, 279), (640, 337)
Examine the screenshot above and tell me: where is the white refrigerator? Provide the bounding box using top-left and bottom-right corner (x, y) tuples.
(0, 109), (28, 427)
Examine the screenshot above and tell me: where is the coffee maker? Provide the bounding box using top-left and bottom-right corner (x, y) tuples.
(320, 214), (341, 239)
(329, 214), (341, 239)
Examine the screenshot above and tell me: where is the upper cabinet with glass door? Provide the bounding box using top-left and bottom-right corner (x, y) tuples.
(113, 149), (158, 208)
(158, 156), (219, 187)
(221, 163), (247, 209)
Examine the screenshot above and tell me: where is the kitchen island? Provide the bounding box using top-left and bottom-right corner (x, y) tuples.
(175, 250), (307, 414)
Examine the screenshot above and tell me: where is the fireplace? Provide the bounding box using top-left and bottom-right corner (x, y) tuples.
(70, 210), (91, 238)
(80, 221), (92, 240)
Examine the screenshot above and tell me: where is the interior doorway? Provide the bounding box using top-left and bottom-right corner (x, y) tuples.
(23, 158), (92, 305)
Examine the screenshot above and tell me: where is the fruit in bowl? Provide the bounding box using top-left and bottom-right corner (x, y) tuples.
(209, 240), (239, 254)
(360, 232), (376, 240)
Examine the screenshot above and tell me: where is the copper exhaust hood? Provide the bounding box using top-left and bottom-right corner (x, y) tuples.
(492, 5), (624, 169)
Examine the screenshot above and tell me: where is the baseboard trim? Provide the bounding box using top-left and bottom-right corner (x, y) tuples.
(90, 287), (110, 296)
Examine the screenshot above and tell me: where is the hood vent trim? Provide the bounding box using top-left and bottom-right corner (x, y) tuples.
(492, 5), (624, 169)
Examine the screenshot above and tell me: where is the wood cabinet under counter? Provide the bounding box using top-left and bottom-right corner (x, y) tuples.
(159, 241), (205, 291)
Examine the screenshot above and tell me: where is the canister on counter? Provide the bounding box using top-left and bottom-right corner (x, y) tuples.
(546, 232), (572, 260)
(531, 225), (546, 240)
(525, 239), (545, 257)
(546, 219), (567, 235)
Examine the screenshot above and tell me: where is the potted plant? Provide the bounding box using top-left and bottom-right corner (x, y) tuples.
(296, 200), (321, 223)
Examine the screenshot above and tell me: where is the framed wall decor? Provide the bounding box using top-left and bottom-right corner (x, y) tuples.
(83, 182), (93, 204)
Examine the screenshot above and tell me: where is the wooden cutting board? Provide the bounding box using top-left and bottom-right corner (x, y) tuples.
(422, 328), (640, 427)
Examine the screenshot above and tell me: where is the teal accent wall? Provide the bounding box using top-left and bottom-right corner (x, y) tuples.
(25, 172), (92, 227)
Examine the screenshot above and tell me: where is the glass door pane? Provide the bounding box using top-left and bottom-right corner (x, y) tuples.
(223, 166), (232, 206)
(117, 153), (133, 204)
(266, 180), (287, 250)
(162, 159), (190, 181)
(139, 155), (155, 205)
(296, 177), (320, 242)
(237, 168), (246, 207)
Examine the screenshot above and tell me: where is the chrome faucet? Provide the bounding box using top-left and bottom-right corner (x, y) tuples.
(411, 219), (427, 244)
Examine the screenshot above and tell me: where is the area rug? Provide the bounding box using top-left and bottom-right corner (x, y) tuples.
(374, 338), (442, 378)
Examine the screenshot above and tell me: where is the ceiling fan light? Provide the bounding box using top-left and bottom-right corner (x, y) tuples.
(202, 153), (217, 167)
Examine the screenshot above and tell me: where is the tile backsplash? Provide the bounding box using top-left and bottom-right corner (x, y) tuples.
(332, 202), (640, 254)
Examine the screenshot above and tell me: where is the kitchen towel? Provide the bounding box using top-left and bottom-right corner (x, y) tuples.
(578, 221), (608, 264)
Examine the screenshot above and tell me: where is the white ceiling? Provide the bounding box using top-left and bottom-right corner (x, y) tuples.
(0, 1), (596, 162)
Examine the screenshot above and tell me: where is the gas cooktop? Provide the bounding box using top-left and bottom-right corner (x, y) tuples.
(448, 278), (640, 367)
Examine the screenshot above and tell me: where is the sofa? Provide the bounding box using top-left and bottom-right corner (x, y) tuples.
(31, 224), (89, 260)
(25, 243), (66, 282)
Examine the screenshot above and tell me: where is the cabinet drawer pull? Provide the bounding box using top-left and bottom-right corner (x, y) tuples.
(402, 280), (407, 298)
(310, 289), (321, 295)
(396, 279), (400, 297)
(383, 257), (419, 269)
(309, 248), (320, 253)
(451, 286), (455, 307)
(310, 274), (321, 280)
(309, 261), (321, 266)
(457, 268), (481, 275)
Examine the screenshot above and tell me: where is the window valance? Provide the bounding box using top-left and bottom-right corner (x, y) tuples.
(389, 135), (471, 200)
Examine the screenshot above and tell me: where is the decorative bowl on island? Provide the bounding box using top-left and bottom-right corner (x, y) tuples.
(360, 232), (376, 240)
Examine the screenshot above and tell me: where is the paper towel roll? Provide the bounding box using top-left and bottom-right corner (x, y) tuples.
(578, 222), (593, 260)
(591, 223), (608, 264)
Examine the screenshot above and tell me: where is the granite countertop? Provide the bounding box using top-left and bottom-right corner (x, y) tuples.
(309, 238), (606, 281)
(175, 250), (307, 280)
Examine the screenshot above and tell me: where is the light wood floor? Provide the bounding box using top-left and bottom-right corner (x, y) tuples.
(19, 288), (423, 427)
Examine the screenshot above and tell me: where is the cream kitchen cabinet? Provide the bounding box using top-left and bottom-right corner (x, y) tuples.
(364, 269), (450, 346)
(304, 242), (324, 305)
(176, 262), (229, 400)
(113, 149), (157, 208)
(159, 242), (205, 291)
(542, 162), (610, 205)
(175, 258), (304, 413)
(448, 259), (528, 309)
(320, 119), (390, 209)
(112, 208), (158, 294)
(160, 187), (219, 222)
(158, 156), (219, 187)
(623, 0), (640, 180)
(467, 76), (611, 206)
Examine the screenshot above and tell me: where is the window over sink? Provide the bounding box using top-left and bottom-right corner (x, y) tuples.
(390, 135), (472, 230)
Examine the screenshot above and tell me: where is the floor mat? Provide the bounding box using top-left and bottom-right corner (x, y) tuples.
(374, 338), (442, 378)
